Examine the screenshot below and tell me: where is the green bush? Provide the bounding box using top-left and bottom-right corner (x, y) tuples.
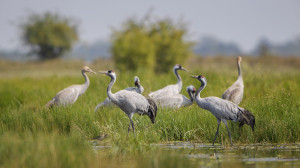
(111, 17), (193, 73)
(111, 19), (156, 72)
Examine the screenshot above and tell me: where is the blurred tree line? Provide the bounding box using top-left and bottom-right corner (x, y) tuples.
(111, 16), (194, 73)
(20, 12), (193, 70)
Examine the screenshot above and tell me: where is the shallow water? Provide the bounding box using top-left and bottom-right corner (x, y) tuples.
(155, 142), (300, 167)
(93, 142), (300, 167)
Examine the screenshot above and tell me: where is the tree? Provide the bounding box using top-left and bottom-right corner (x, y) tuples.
(111, 16), (193, 73)
(21, 12), (78, 60)
(149, 19), (193, 73)
(111, 19), (156, 72)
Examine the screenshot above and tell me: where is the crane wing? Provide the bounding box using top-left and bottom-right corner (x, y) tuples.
(228, 87), (243, 104)
(155, 95), (182, 108)
(53, 87), (80, 105)
(222, 77), (244, 105)
(124, 87), (141, 93)
(114, 90), (149, 114)
(201, 97), (240, 122)
(149, 84), (179, 99)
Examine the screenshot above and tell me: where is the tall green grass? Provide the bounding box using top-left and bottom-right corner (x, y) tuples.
(0, 56), (299, 167)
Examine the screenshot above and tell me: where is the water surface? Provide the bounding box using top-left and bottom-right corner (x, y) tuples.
(93, 142), (300, 167)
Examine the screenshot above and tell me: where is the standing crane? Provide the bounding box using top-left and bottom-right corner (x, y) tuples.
(94, 76), (144, 112)
(190, 75), (255, 146)
(98, 70), (157, 134)
(222, 56), (244, 105)
(45, 66), (96, 108)
(155, 85), (196, 108)
(149, 64), (188, 99)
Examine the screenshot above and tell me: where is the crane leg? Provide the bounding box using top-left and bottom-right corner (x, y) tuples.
(212, 120), (221, 146)
(127, 113), (135, 136)
(130, 118), (135, 136)
(223, 120), (233, 146)
(128, 123), (131, 133)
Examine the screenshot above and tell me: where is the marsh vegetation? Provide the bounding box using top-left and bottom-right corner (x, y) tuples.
(0, 56), (299, 167)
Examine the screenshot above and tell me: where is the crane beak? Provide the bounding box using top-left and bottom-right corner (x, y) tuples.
(190, 75), (197, 78)
(90, 70), (96, 74)
(182, 68), (188, 72)
(98, 71), (107, 74)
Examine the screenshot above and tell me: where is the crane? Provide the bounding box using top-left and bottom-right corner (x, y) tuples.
(124, 76), (144, 94)
(155, 85), (196, 108)
(222, 56), (244, 105)
(149, 64), (187, 99)
(45, 66), (95, 108)
(190, 75), (255, 146)
(98, 70), (157, 134)
(94, 76), (144, 112)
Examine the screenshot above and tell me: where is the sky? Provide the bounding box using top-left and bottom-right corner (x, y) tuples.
(0, 0), (300, 52)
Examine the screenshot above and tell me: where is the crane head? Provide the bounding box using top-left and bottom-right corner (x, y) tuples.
(237, 56), (242, 63)
(174, 64), (188, 72)
(186, 85), (196, 94)
(134, 76), (140, 87)
(187, 85), (196, 98)
(82, 66), (96, 74)
(190, 75), (206, 81)
(98, 70), (116, 79)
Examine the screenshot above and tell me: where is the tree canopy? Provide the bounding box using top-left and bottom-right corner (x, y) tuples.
(21, 12), (78, 60)
(111, 16), (193, 73)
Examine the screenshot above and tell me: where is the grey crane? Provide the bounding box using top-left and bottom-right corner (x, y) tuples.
(99, 70), (157, 134)
(155, 85), (196, 109)
(46, 66), (96, 108)
(222, 56), (244, 105)
(125, 76), (144, 94)
(94, 76), (144, 112)
(191, 75), (255, 146)
(149, 64), (187, 99)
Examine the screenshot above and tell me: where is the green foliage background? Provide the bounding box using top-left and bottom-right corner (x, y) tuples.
(111, 17), (193, 73)
(21, 12), (78, 60)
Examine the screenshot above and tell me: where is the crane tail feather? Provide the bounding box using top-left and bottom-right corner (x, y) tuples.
(146, 98), (157, 124)
(239, 109), (255, 133)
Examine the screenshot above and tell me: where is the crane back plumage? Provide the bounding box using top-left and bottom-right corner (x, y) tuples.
(46, 66), (95, 108)
(155, 85), (196, 109)
(191, 75), (255, 145)
(222, 56), (244, 105)
(94, 76), (144, 112)
(149, 64), (187, 99)
(111, 90), (149, 115)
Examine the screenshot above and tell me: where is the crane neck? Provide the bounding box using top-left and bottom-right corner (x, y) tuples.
(173, 68), (183, 92)
(237, 61), (242, 79)
(187, 90), (194, 102)
(107, 75), (117, 103)
(80, 70), (90, 95)
(195, 80), (206, 100)
(137, 83), (144, 94)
